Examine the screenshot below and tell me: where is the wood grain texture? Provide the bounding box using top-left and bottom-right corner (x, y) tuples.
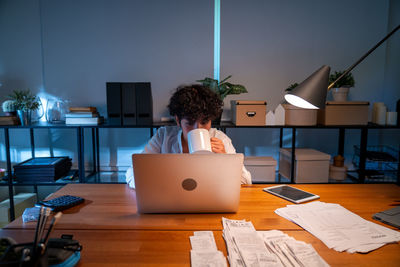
(0, 229), (399, 267)
(5, 184), (400, 231)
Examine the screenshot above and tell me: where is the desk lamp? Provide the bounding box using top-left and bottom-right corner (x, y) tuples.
(285, 24), (400, 109)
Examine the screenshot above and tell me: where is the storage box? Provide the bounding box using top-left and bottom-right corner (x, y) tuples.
(282, 104), (317, 126)
(317, 101), (369, 125)
(0, 193), (37, 227)
(244, 156), (277, 182)
(279, 148), (331, 183)
(231, 100), (267, 126)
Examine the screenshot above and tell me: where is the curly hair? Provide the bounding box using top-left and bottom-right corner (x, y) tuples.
(168, 84), (223, 124)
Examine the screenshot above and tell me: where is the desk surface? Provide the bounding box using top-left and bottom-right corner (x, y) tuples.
(1, 228), (399, 267)
(2, 184), (400, 266)
(5, 184), (400, 231)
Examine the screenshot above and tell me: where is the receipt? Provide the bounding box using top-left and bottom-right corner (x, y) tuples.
(191, 250), (227, 267)
(190, 231), (227, 267)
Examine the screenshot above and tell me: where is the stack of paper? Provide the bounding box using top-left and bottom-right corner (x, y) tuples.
(222, 218), (329, 267)
(190, 231), (227, 267)
(275, 201), (400, 253)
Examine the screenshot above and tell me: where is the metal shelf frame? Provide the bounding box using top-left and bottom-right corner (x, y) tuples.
(1, 121), (399, 221)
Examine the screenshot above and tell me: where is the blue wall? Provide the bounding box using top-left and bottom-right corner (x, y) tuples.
(1, 0), (399, 173)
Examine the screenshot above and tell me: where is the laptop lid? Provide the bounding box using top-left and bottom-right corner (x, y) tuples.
(132, 153), (243, 213)
(373, 206), (400, 229)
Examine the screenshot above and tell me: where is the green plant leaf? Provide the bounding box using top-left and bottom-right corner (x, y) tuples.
(229, 84), (247, 94)
(8, 89), (40, 111)
(219, 75), (232, 84)
(328, 71), (355, 88)
(285, 83), (299, 92)
(197, 75), (248, 100)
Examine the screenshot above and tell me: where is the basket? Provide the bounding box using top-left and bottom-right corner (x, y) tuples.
(352, 145), (399, 182)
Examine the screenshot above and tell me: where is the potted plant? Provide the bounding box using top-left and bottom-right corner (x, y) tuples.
(9, 89), (41, 125)
(2, 100), (16, 116)
(197, 75), (248, 100)
(328, 71), (355, 101)
(197, 76), (248, 123)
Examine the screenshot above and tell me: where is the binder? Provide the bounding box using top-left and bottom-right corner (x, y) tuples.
(106, 83), (123, 125)
(135, 82), (153, 125)
(122, 83), (137, 125)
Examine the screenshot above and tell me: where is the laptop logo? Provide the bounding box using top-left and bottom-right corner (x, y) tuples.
(182, 178), (197, 191)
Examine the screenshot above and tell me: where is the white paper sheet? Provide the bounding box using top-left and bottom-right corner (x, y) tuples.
(275, 201), (400, 253)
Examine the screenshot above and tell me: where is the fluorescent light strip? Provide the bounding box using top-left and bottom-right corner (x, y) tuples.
(214, 0), (220, 81)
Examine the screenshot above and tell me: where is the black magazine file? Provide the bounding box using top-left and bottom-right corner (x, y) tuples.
(121, 83), (136, 125)
(135, 82), (153, 125)
(106, 82), (123, 125)
(106, 82), (153, 126)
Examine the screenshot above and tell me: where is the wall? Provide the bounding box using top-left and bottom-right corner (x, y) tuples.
(0, 0), (399, 174)
(219, 0), (399, 164)
(384, 0), (400, 110)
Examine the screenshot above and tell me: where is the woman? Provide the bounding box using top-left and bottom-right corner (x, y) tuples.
(126, 84), (251, 187)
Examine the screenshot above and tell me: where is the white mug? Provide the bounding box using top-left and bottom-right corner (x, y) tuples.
(188, 129), (212, 154)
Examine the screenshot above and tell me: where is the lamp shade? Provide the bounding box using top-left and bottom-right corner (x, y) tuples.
(284, 65), (330, 109)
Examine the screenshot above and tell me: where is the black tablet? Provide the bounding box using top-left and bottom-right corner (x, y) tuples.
(263, 185), (319, 204)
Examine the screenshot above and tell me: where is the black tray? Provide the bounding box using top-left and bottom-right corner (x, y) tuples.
(14, 157), (72, 183)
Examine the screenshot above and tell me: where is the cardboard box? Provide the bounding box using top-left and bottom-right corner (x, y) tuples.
(0, 193), (37, 226)
(279, 148), (331, 183)
(318, 101), (369, 125)
(231, 100), (267, 126)
(282, 104), (317, 126)
(244, 156), (277, 182)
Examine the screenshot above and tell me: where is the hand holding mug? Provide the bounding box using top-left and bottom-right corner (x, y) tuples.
(210, 137), (226, 154)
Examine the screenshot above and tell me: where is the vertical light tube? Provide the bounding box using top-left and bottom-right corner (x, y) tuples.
(39, 0), (46, 90)
(39, 0), (47, 121)
(214, 0), (220, 81)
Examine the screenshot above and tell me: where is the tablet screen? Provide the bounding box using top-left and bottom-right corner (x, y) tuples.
(265, 185), (318, 202)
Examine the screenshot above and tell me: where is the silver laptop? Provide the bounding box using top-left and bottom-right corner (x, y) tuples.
(373, 206), (400, 229)
(132, 153), (243, 213)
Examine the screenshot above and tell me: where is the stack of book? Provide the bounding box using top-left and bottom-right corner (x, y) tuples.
(65, 107), (103, 125)
(0, 115), (19, 125)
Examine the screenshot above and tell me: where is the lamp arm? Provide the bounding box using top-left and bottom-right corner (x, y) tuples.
(328, 24), (400, 90)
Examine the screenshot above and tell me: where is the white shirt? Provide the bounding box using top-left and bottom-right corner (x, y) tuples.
(125, 126), (252, 187)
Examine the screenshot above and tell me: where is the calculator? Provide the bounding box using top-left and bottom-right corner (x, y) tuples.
(38, 195), (85, 212)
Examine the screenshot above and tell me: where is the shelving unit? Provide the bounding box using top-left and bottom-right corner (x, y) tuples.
(352, 145), (399, 182)
(1, 121), (399, 221)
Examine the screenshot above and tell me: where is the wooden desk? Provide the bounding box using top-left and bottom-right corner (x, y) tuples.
(5, 184), (400, 231)
(0, 228), (399, 267)
(1, 184), (400, 266)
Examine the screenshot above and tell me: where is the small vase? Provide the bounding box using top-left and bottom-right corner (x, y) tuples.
(46, 99), (69, 123)
(17, 110), (32, 125)
(332, 87), (349, 101)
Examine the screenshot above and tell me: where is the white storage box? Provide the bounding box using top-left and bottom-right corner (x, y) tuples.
(279, 148), (331, 183)
(244, 156), (277, 182)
